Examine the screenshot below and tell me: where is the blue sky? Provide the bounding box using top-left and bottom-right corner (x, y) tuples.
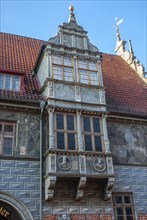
(1, 0), (147, 70)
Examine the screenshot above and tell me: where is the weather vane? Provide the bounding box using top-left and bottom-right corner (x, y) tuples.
(114, 17), (123, 27)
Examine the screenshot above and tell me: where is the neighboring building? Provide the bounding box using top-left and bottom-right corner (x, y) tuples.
(0, 6), (147, 220)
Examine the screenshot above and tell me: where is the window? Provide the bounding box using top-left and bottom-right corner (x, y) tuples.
(82, 116), (103, 152)
(113, 194), (135, 220)
(55, 113), (77, 150)
(0, 73), (20, 91)
(52, 55), (73, 82)
(78, 60), (98, 85)
(0, 122), (16, 155)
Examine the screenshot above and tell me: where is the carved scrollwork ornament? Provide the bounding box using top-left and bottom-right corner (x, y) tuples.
(57, 156), (71, 171)
(93, 157), (106, 172)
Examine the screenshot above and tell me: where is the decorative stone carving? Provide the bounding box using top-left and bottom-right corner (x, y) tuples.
(79, 155), (86, 174)
(104, 139), (111, 155)
(104, 177), (114, 201)
(93, 157), (106, 172)
(49, 134), (55, 149)
(76, 177), (87, 201)
(48, 82), (54, 98)
(45, 175), (57, 201)
(57, 156), (71, 171)
(75, 85), (81, 102)
(100, 89), (105, 104)
(106, 156), (114, 175)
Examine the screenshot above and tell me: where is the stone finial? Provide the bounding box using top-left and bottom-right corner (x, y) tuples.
(68, 4), (76, 23)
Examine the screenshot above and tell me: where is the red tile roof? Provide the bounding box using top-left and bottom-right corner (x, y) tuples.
(0, 32), (147, 116)
(102, 53), (147, 116)
(0, 32), (44, 101)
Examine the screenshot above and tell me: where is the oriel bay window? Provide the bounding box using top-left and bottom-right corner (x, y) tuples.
(113, 194), (135, 220)
(0, 122), (16, 155)
(55, 113), (77, 150)
(82, 116), (103, 152)
(52, 55), (74, 82)
(78, 60), (98, 85)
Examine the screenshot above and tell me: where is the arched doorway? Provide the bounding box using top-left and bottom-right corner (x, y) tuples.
(0, 192), (33, 220)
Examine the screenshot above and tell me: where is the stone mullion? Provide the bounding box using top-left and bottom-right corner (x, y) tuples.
(76, 111), (84, 152)
(46, 51), (52, 78)
(102, 114), (111, 155)
(48, 107), (55, 150)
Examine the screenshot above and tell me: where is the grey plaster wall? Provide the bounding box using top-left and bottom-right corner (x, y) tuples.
(113, 165), (147, 216)
(43, 179), (112, 216)
(0, 110), (40, 158)
(107, 121), (147, 165)
(37, 54), (48, 87)
(0, 159), (40, 220)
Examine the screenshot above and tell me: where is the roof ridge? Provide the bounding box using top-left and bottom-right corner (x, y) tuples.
(0, 31), (46, 42)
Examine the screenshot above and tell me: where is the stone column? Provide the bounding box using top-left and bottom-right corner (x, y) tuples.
(48, 107), (55, 150)
(102, 114), (111, 155)
(76, 111), (84, 152)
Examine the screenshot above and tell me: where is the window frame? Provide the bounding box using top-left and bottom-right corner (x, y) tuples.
(113, 193), (135, 220)
(52, 54), (74, 82)
(0, 121), (16, 156)
(78, 59), (99, 85)
(54, 112), (77, 151)
(82, 115), (103, 152)
(0, 73), (21, 91)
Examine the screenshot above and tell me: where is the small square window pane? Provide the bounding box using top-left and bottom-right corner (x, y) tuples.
(3, 137), (13, 155)
(67, 115), (74, 130)
(64, 67), (73, 82)
(79, 70), (88, 84)
(89, 61), (97, 70)
(117, 217), (124, 220)
(64, 57), (72, 66)
(12, 76), (20, 91)
(57, 132), (64, 149)
(53, 65), (62, 80)
(126, 216), (133, 220)
(116, 207), (123, 215)
(93, 118), (100, 132)
(83, 117), (91, 132)
(125, 207), (132, 215)
(78, 60), (87, 69)
(0, 74), (4, 89)
(68, 133), (75, 150)
(85, 134), (92, 151)
(124, 196), (131, 204)
(53, 55), (62, 65)
(56, 114), (64, 129)
(115, 196), (122, 204)
(89, 72), (98, 85)
(4, 125), (13, 132)
(5, 75), (12, 90)
(94, 136), (102, 152)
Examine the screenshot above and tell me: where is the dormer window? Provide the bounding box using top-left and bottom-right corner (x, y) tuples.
(78, 60), (98, 85)
(52, 55), (74, 82)
(0, 73), (20, 91)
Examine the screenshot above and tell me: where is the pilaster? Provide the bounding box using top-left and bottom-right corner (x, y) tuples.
(48, 107), (55, 150)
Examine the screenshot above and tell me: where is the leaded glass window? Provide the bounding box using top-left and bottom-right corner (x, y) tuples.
(82, 116), (103, 152)
(113, 194), (135, 220)
(0, 122), (15, 155)
(0, 73), (20, 91)
(52, 55), (74, 82)
(55, 113), (77, 150)
(78, 60), (98, 85)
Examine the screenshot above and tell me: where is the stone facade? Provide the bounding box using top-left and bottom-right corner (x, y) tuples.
(0, 159), (40, 220)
